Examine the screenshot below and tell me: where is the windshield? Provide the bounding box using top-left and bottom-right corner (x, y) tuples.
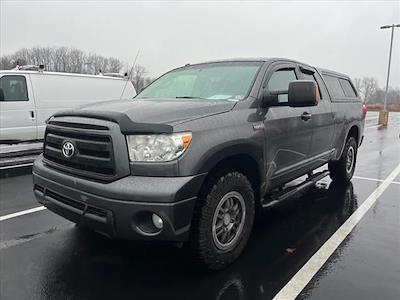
(136, 62), (262, 101)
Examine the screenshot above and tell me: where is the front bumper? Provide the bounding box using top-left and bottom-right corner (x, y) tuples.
(33, 155), (206, 241)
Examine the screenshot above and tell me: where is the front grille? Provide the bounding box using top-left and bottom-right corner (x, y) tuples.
(43, 120), (115, 180)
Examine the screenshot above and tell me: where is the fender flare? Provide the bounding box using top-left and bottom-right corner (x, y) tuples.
(337, 123), (361, 159)
(194, 141), (266, 192)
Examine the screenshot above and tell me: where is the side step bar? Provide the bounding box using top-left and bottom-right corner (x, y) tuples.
(262, 170), (330, 208)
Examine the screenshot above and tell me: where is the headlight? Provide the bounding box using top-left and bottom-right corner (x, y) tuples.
(126, 132), (192, 162)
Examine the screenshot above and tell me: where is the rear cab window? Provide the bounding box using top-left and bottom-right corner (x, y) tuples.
(322, 74), (358, 100)
(0, 75), (29, 101)
(323, 75), (345, 98)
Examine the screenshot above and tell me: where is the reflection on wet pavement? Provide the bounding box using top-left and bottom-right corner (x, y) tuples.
(5, 182), (357, 300)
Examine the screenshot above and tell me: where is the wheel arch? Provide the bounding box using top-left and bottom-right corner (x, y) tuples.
(196, 146), (265, 216)
(336, 124), (360, 159)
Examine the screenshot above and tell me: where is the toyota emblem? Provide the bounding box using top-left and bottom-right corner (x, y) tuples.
(62, 141), (75, 158)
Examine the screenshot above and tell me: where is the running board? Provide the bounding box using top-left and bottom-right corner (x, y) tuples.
(262, 170), (330, 208)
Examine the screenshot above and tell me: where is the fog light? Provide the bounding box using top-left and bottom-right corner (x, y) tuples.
(152, 214), (163, 230)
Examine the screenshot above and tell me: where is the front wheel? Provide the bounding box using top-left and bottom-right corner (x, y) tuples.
(190, 171), (255, 270)
(329, 136), (358, 183)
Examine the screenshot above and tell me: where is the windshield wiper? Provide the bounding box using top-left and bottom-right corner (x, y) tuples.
(175, 96), (206, 100)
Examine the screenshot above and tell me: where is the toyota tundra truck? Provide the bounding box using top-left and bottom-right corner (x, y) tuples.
(33, 58), (366, 270)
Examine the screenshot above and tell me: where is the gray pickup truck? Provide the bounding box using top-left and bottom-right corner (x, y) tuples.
(33, 58), (366, 269)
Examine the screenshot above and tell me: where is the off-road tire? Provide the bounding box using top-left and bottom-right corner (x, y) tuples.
(190, 171), (255, 270)
(329, 136), (358, 183)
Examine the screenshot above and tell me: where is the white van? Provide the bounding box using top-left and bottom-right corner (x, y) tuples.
(0, 69), (136, 142)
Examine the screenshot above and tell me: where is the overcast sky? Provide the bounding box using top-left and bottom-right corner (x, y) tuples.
(1, 0), (399, 88)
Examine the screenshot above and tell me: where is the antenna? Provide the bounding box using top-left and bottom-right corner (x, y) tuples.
(120, 50), (140, 99)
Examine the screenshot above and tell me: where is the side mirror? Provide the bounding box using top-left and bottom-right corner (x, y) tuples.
(261, 93), (279, 108)
(288, 80), (320, 107)
(0, 88), (4, 101)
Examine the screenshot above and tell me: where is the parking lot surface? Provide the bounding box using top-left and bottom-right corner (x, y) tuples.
(1, 112), (399, 300)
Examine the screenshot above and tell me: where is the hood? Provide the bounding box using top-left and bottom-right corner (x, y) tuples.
(73, 98), (236, 125)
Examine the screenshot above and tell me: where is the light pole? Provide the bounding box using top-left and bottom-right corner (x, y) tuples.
(379, 24), (400, 127)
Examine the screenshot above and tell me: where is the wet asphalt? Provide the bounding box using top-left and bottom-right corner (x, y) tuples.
(0, 112), (399, 300)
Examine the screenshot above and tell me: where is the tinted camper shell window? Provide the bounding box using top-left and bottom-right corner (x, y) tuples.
(322, 73), (358, 100)
(339, 78), (358, 98)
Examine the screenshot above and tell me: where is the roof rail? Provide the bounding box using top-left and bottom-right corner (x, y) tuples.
(12, 64), (45, 72)
(102, 72), (128, 79)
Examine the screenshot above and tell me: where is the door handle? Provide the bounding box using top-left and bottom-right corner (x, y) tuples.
(301, 112), (311, 121)
(29, 110), (35, 120)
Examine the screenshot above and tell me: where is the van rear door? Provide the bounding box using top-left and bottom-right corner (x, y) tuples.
(0, 74), (37, 142)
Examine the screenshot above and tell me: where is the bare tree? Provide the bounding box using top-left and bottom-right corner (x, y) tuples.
(353, 77), (379, 103)
(0, 46), (125, 75)
(108, 58), (123, 73)
(353, 78), (362, 96)
(1, 46), (154, 92)
(362, 77), (379, 103)
(129, 64), (149, 92)
(0, 55), (15, 69)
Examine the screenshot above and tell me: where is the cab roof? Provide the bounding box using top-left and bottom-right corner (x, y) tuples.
(182, 57), (351, 79)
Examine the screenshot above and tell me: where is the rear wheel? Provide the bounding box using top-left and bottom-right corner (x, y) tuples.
(190, 171), (255, 270)
(329, 136), (358, 183)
